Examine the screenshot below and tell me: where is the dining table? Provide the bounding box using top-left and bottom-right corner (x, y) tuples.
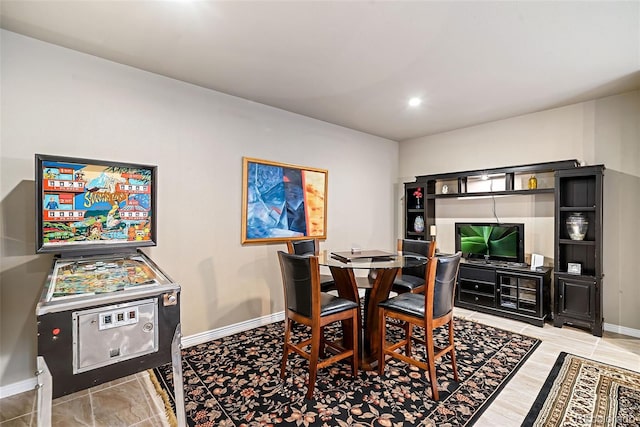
(317, 250), (428, 370)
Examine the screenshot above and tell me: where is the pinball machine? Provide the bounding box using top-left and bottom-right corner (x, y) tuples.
(33, 154), (185, 426)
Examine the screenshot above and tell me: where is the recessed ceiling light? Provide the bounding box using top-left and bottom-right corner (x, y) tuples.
(408, 97), (422, 107)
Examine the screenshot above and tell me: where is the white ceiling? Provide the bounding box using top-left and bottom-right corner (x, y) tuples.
(1, 1), (639, 141)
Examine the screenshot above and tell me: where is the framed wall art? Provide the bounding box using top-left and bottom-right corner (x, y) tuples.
(241, 157), (328, 243)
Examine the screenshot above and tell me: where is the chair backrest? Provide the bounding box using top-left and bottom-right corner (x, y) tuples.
(277, 251), (320, 318)
(286, 239), (319, 256)
(397, 239), (436, 278)
(425, 251), (462, 319)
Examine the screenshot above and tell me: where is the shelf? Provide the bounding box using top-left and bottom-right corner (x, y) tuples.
(558, 239), (596, 245)
(432, 188), (554, 199)
(416, 160), (579, 183)
(555, 272), (598, 280)
(559, 206), (596, 212)
(407, 208), (423, 213)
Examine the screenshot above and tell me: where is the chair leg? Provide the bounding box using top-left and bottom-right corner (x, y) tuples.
(448, 320), (459, 382)
(425, 328), (439, 401)
(404, 322), (413, 356)
(306, 324), (321, 399)
(320, 327), (326, 358)
(280, 318), (292, 380)
(378, 308), (386, 375)
(350, 316), (359, 376)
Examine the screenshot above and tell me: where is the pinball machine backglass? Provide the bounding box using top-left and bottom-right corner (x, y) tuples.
(34, 154), (183, 409)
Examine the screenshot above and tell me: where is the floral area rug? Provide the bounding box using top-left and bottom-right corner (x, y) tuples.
(522, 352), (640, 426)
(151, 318), (540, 426)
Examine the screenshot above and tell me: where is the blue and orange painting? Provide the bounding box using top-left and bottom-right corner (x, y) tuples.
(245, 160), (326, 240)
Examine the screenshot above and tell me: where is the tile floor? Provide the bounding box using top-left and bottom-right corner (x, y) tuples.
(0, 371), (168, 427)
(1, 308), (638, 426)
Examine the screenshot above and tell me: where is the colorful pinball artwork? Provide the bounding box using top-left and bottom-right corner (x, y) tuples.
(35, 155), (157, 252)
(241, 157), (328, 243)
(48, 255), (159, 300)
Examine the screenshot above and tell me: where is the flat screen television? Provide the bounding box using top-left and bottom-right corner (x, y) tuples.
(35, 154), (157, 253)
(455, 222), (524, 264)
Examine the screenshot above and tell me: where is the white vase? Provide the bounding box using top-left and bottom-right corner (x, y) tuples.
(413, 216), (425, 233)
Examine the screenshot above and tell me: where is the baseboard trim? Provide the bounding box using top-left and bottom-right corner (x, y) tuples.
(603, 322), (640, 338)
(181, 311), (285, 348)
(0, 377), (37, 399)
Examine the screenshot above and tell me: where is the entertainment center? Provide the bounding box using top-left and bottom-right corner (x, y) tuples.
(405, 160), (604, 335)
(457, 261), (551, 327)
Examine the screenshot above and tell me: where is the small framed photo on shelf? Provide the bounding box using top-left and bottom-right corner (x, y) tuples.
(567, 262), (582, 275)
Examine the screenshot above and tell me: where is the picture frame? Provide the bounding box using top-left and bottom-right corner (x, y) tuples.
(567, 262), (582, 275)
(241, 157), (328, 244)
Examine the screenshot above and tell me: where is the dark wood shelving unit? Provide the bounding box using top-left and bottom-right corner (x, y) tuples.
(402, 160), (608, 332)
(404, 161), (580, 242)
(403, 182), (432, 241)
(405, 160), (578, 244)
(554, 165), (604, 336)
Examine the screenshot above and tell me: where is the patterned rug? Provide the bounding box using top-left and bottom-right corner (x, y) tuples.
(150, 318), (540, 426)
(522, 352), (640, 426)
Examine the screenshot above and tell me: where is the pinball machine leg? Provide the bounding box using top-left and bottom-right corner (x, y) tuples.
(35, 356), (52, 427)
(172, 323), (187, 427)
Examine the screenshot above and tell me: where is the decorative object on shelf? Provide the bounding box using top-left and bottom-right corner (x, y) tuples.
(528, 175), (538, 189)
(566, 212), (589, 240)
(413, 187), (423, 209)
(567, 262), (582, 275)
(530, 253), (544, 271)
(441, 184), (449, 194)
(430, 225), (437, 242)
(413, 215), (425, 233)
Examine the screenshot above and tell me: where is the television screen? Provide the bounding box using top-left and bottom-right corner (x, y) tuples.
(455, 223), (524, 263)
(35, 154), (157, 253)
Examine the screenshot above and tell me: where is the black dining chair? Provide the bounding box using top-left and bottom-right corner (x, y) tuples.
(277, 251), (359, 399)
(287, 239), (336, 292)
(378, 251), (462, 401)
(392, 239), (436, 294)
(367, 239), (435, 294)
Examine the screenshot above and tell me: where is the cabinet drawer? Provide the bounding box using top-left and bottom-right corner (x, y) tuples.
(459, 279), (495, 295)
(460, 291), (495, 308)
(459, 265), (495, 283)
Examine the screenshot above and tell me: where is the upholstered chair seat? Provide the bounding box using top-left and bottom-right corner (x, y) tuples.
(391, 239), (436, 294)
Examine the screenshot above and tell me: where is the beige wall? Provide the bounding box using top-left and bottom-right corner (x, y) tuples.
(399, 90), (640, 333)
(0, 31), (399, 390)
(593, 91), (640, 334)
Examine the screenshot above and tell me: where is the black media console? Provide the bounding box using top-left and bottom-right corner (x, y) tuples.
(456, 260), (552, 327)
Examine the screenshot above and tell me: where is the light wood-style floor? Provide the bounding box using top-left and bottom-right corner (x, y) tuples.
(2, 307), (639, 426)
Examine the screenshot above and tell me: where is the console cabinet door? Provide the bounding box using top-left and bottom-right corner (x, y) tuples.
(556, 276), (596, 321)
(497, 272), (541, 316)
